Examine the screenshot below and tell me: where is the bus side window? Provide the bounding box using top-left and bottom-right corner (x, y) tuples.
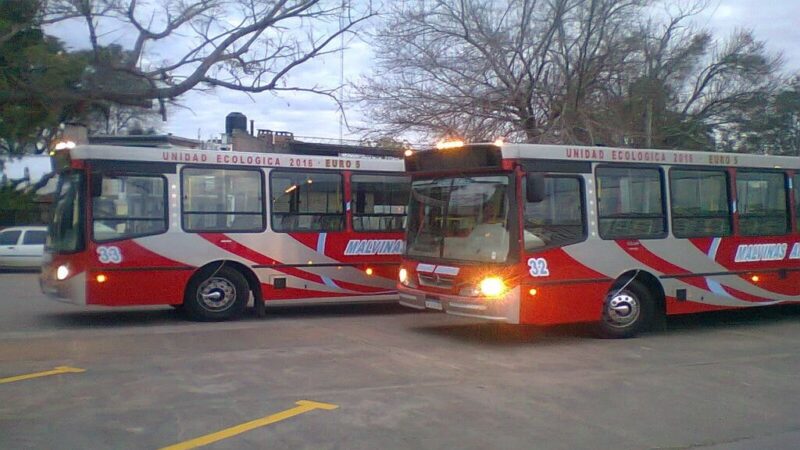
(182, 168), (264, 233)
(736, 171), (788, 236)
(524, 176), (585, 250)
(596, 167), (665, 239)
(669, 169), (731, 238)
(351, 174), (410, 232)
(92, 174), (167, 242)
(270, 171), (344, 232)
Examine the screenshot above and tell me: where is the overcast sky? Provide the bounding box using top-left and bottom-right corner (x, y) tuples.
(53, 1), (800, 145)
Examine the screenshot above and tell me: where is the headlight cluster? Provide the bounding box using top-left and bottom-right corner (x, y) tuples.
(398, 268), (417, 288)
(478, 277), (506, 297)
(459, 276), (507, 298)
(56, 265), (70, 281)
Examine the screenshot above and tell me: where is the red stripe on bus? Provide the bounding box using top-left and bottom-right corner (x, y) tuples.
(198, 233), (325, 285)
(198, 233), (384, 293)
(720, 285), (776, 303)
(616, 242), (709, 291)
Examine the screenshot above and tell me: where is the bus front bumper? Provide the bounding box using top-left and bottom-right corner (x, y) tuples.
(399, 287), (520, 324)
(40, 266), (87, 306)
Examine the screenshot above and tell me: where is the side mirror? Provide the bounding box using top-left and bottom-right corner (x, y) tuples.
(526, 173), (546, 203)
(90, 173), (103, 198)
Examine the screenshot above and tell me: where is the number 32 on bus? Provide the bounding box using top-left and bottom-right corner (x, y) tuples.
(398, 142), (800, 337)
(41, 145), (409, 321)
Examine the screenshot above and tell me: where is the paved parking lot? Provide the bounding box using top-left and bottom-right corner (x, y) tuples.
(1, 271), (800, 449)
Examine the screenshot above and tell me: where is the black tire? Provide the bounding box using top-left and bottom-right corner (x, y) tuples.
(183, 266), (249, 321)
(598, 279), (654, 339)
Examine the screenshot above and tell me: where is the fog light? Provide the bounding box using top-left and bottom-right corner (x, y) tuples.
(56, 265), (69, 281)
(479, 277), (506, 297)
(399, 268), (408, 283)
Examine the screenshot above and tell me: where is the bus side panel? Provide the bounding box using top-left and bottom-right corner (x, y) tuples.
(88, 269), (193, 306)
(518, 248), (612, 325)
(519, 281), (611, 325)
(317, 230), (403, 282)
(261, 230), (402, 300)
(647, 237), (800, 313)
(705, 236), (800, 298)
(85, 239), (193, 306)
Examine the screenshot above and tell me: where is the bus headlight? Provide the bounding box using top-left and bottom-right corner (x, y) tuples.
(479, 276), (506, 297)
(56, 265), (70, 281)
(399, 268), (417, 288)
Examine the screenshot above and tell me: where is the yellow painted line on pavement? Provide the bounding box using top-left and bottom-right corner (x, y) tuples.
(0, 366), (86, 385)
(160, 400), (339, 450)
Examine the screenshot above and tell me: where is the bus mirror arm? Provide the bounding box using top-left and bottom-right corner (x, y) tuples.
(526, 173), (546, 203)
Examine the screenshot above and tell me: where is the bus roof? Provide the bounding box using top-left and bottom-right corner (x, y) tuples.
(63, 145), (405, 173)
(497, 143), (800, 170)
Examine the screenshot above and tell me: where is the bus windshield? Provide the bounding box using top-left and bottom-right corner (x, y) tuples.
(47, 172), (84, 253)
(407, 175), (511, 263)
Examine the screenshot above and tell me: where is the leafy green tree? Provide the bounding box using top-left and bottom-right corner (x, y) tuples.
(0, 0), (86, 155)
(0, 184), (45, 226)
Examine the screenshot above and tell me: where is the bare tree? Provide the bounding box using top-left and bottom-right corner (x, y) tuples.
(12, 0), (375, 119)
(616, 1), (782, 149)
(356, 0), (646, 143)
(86, 104), (164, 135)
(358, 0), (783, 151)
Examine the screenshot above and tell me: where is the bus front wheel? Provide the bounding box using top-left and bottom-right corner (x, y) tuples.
(599, 280), (654, 339)
(184, 266), (248, 321)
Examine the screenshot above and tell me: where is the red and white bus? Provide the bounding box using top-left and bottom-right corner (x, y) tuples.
(40, 144), (409, 320)
(398, 142), (800, 337)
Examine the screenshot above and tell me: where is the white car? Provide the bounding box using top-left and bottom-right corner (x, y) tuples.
(0, 226), (48, 269)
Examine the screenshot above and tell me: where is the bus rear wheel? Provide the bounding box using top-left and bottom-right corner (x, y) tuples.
(184, 266), (248, 321)
(599, 280), (653, 338)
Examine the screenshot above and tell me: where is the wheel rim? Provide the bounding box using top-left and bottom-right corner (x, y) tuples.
(197, 277), (237, 312)
(604, 292), (640, 329)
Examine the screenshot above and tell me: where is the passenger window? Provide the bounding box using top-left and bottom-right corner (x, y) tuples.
(182, 168), (264, 232)
(736, 171), (788, 236)
(670, 170), (731, 238)
(22, 230), (47, 245)
(524, 176), (585, 250)
(351, 174), (410, 232)
(271, 171), (343, 232)
(0, 230), (21, 246)
(93, 175), (167, 241)
(596, 167), (665, 239)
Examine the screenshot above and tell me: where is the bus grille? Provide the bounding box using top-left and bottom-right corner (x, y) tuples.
(417, 274), (455, 289)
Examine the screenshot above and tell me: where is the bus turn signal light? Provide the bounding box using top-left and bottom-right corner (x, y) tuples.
(96, 274), (108, 283)
(365, 267), (374, 276)
(751, 275), (760, 282)
(529, 288), (538, 296)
